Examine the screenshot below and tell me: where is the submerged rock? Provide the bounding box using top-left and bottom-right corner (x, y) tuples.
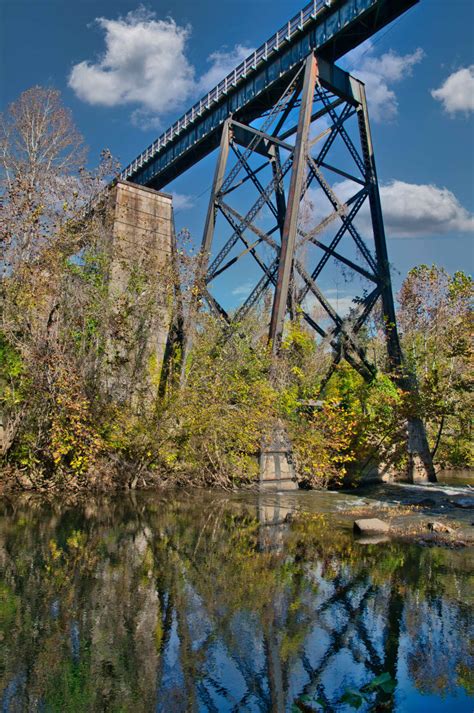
(353, 518), (390, 535)
(450, 498), (474, 509)
(426, 521), (454, 534)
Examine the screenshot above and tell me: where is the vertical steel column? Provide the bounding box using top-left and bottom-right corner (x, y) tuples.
(357, 86), (402, 372)
(179, 120), (231, 385)
(269, 53), (319, 352)
(357, 84), (436, 483)
(270, 146), (295, 316)
(201, 119), (231, 259)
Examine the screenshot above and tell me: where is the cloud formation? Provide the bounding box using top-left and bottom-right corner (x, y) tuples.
(325, 290), (357, 317)
(379, 180), (474, 236)
(68, 10), (423, 127)
(198, 44), (254, 93)
(344, 42), (424, 121)
(431, 66), (474, 116)
(69, 8), (254, 127)
(306, 179), (474, 238)
(231, 282), (255, 297)
(69, 9), (194, 115)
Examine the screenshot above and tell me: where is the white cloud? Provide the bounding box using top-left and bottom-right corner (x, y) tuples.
(69, 8), (194, 118)
(431, 66), (474, 116)
(344, 41), (424, 121)
(379, 180), (474, 236)
(303, 291), (359, 318)
(321, 289), (358, 316)
(69, 8), (255, 128)
(171, 192), (195, 211)
(305, 178), (474, 238)
(198, 44), (254, 93)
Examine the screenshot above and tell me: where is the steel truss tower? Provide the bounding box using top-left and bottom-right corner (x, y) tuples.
(194, 53), (435, 482)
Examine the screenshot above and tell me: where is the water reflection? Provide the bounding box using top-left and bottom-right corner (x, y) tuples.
(0, 492), (472, 712)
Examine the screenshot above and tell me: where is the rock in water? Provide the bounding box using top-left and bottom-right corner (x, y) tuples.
(353, 518), (390, 535)
(426, 521), (454, 534)
(450, 498), (474, 509)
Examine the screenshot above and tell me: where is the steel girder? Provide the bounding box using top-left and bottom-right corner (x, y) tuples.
(194, 53), (399, 383)
(121, 0), (419, 189)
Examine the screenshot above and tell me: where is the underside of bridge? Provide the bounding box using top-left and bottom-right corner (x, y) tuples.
(199, 58), (387, 377)
(118, 0), (435, 484)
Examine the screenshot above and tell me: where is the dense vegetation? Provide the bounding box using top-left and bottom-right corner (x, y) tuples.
(1, 88), (472, 492)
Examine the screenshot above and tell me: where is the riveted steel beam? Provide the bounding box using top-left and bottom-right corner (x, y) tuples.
(269, 53), (319, 352)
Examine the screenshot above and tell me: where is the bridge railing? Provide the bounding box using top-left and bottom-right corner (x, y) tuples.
(120, 0), (331, 180)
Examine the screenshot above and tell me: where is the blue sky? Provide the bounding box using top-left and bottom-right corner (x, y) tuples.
(1, 0), (473, 309)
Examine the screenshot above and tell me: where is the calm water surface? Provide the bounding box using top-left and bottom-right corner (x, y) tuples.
(437, 468), (474, 486)
(0, 490), (472, 712)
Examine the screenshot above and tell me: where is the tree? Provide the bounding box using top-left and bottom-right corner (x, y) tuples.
(0, 87), (116, 479)
(0, 86), (84, 188)
(398, 265), (473, 466)
(0, 86), (86, 269)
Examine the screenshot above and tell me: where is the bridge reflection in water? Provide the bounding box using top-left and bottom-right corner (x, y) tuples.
(0, 492), (472, 712)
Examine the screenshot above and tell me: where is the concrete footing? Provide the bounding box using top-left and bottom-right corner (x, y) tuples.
(407, 416), (437, 483)
(259, 421), (298, 491)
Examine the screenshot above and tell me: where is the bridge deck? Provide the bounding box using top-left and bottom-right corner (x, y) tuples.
(120, 0), (418, 191)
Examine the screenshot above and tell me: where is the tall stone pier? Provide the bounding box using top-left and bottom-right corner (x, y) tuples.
(106, 180), (174, 406)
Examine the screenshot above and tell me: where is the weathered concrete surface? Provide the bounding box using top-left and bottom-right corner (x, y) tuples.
(259, 421), (298, 491)
(106, 181), (174, 405)
(356, 419), (436, 485)
(357, 459), (398, 485)
(407, 416), (437, 483)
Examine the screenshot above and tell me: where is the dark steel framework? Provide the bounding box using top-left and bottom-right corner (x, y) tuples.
(198, 56), (399, 379)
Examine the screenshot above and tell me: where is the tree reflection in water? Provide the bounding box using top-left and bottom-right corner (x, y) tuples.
(0, 492), (472, 712)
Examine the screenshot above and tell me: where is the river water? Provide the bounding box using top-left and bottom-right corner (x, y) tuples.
(0, 488), (472, 712)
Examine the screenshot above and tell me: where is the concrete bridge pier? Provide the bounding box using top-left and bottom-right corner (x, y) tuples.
(106, 180), (174, 406)
(259, 421), (298, 491)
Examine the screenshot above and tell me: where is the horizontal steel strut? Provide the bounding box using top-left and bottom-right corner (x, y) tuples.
(121, 0), (418, 190)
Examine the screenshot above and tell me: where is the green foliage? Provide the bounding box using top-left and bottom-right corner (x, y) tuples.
(293, 672), (397, 711)
(43, 656), (96, 713)
(156, 318), (278, 485)
(398, 264), (473, 467)
(50, 368), (104, 475)
(0, 332), (27, 408)
(339, 672), (396, 709)
(0, 582), (19, 633)
(290, 400), (357, 488)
